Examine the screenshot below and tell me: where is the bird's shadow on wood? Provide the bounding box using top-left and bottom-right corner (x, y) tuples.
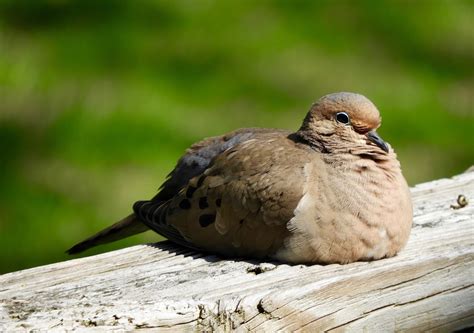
(145, 240), (291, 269)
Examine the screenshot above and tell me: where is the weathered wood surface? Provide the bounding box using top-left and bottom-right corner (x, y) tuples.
(1, 169), (473, 332)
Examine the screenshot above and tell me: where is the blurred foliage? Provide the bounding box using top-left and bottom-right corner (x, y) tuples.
(0, 0), (472, 273)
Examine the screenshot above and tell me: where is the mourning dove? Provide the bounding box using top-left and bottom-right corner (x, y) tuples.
(68, 92), (412, 264)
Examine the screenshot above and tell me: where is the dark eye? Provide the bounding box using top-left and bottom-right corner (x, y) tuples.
(336, 112), (350, 124)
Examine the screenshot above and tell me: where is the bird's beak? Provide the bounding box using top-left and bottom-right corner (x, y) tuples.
(367, 131), (389, 153)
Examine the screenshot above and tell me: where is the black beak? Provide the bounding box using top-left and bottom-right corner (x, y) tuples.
(367, 131), (389, 153)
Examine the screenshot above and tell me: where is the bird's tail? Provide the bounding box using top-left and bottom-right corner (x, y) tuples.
(67, 214), (149, 254)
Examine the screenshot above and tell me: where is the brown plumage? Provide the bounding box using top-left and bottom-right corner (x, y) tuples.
(68, 92), (412, 264)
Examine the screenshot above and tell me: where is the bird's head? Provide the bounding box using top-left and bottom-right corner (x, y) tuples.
(298, 92), (389, 154)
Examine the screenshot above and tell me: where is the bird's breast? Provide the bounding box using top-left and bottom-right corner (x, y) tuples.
(274, 156), (412, 264)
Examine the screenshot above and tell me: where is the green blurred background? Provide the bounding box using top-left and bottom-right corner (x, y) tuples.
(0, 0), (472, 274)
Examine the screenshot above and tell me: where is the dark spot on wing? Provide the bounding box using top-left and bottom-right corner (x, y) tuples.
(179, 199), (191, 210)
(199, 197), (209, 209)
(186, 186), (197, 198)
(215, 198), (222, 207)
(197, 175), (206, 187)
(199, 214), (216, 227)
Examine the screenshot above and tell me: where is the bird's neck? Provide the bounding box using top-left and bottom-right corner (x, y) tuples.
(326, 149), (403, 184)
(295, 129), (401, 180)
(293, 130), (330, 153)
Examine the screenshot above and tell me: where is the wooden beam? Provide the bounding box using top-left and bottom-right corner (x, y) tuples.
(1, 169), (473, 331)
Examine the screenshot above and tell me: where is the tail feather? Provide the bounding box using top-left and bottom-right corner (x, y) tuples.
(67, 214), (149, 254)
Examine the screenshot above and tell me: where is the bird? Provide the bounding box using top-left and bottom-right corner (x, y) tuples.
(67, 92), (413, 264)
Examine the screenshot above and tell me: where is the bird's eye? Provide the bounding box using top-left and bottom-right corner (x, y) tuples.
(336, 112), (350, 124)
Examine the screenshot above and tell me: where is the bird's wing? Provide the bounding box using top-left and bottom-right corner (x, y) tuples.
(68, 128), (278, 254)
(150, 128), (279, 202)
(135, 130), (312, 259)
